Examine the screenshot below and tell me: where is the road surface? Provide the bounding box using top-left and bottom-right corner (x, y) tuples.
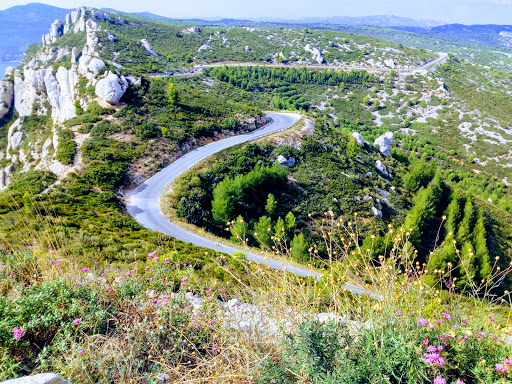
(151, 52), (448, 78)
(125, 112), (377, 297)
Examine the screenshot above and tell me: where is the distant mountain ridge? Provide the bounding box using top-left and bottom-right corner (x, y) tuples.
(0, 3), (71, 63)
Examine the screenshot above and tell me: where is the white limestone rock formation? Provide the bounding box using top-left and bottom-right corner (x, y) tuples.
(222, 38), (230, 45)
(44, 66), (80, 123)
(384, 59), (396, 69)
(0, 71), (14, 119)
(49, 20), (64, 43)
(95, 73), (128, 103)
(183, 26), (200, 34)
(351, 132), (366, 146)
(78, 55), (105, 76)
(0, 373), (71, 384)
(140, 39), (158, 57)
(71, 47), (79, 64)
(277, 155), (296, 167)
(304, 44), (324, 64)
(245, 46), (251, 51)
(374, 132), (394, 157)
(375, 160), (391, 178)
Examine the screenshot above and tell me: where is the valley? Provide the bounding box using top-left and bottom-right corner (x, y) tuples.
(0, 4), (512, 384)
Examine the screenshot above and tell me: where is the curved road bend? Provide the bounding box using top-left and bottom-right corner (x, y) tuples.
(125, 112), (376, 297)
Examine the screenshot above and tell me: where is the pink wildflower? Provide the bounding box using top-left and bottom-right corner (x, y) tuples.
(73, 318), (81, 326)
(504, 359), (512, 366)
(496, 363), (509, 373)
(78, 349), (85, 355)
(82, 267), (89, 272)
(12, 327), (23, 340)
(429, 323), (435, 329)
(489, 315), (497, 322)
(147, 250), (157, 258)
(456, 381), (465, 384)
(418, 318), (428, 327)
(442, 312), (452, 321)
(433, 376), (446, 384)
(462, 320), (468, 326)
(49, 259), (55, 265)
(423, 339), (429, 345)
(173, 304), (179, 309)
(424, 353), (445, 367)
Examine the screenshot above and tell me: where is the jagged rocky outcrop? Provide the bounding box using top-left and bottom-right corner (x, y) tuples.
(1, 6), (131, 190)
(277, 155), (296, 167)
(0, 68), (14, 119)
(374, 132), (394, 157)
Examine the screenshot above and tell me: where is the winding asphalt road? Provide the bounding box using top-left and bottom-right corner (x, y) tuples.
(125, 112), (376, 296)
(153, 52), (448, 78)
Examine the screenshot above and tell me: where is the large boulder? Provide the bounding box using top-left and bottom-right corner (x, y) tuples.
(374, 132), (394, 157)
(95, 73), (128, 103)
(375, 160), (391, 178)
(78, 55), (105, 75)
(0, 373), (71, 384)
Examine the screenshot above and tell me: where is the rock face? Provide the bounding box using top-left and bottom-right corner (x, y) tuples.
(95, 73), (128, 103)
(78, 55), (105, 75)
(140, 39), (158, 57)
(304, 44), (324, 64)
(277, 155), (296, 167)
(71, 47), (79, 64)
(0, 74), (14, 119)
(375, 160), (391, 178)
(49, 20), (64, 43)
(0, 373), (71, 384)
(384, 59), (396, 69)
(351, 132), (366, 146)
(374, 132), (393, 157)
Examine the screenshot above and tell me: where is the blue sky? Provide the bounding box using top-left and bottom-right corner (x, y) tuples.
(1, 0), (512, 24)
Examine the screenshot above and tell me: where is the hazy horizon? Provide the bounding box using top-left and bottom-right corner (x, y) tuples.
(0, 0), (511, 25)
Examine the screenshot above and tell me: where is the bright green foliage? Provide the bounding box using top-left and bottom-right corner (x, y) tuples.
(346, 137), (359, 158)
(211, 164), (288, 224)
(404, 173), (443, 248)
(403, 160), (435, 192)
(230, 215), (249, 244)
(285, 211), (296, 233)
(55, 129), (77, 165)
(253, 216), (272, 247)
(473, 207), (491, 282)
(274, 217), (286, 241)
(265, 194), (277, 215)
(457, 195), (474, 245)
(291, 233), (308, 262)
(361, 234), (385, 259)
(167, 82), (180, 105)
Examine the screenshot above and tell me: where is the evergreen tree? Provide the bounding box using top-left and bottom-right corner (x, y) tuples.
(291, 233), (308, 263)
(265, 193), (277, 215)
(285, 211), (296, 233)
(346, 137), (359, 159)
(230, 215), (249, 244)
(473, 207), (491, 283)
(274, 217), (286, 241)
(457, 195), (474, 244)
(254, 216), (272, 248)
(167, 83), (180, 105)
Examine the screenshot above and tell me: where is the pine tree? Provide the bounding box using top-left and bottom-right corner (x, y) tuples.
(473, 207), (491, 283)
(291, 233), (308, 263)
(274, 217), (286, 242)
(457, 195), (474, 244)
(265, 193), (277, 215)
(230, 215), (249, 244)
(254, 216), (272, 248)
(285, 211), (296, 233)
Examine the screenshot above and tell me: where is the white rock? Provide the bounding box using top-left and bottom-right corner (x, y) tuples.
(14, 68), (46, 117)
(183, 26), (200, 34)
(351, 132), (366, 146)
(277, 155), (295, 167)
(78, 55), (105, 75)
(245, 46), (251, 51)
(222, 38), (230, 45)
(141, 39), (158, 57)
(372, 206), (383, 217)
(198, 44), (209, 52)
(41, 138), (53, 160)
(49, 20), (64, 43)
(0, 373), (71, 384)
(10, 131), (24, 149)
(44, 66), (80, 122)
(374, 132), (393, 157)
(95, 73), (128, 103)
(92, 11), (113, 22)
(384, 59), (396, 69)
(71, 47), (79, 64)
(375, 160), (391, 178)
(0, 77), (14, 119)
(70, 9), (81, 23)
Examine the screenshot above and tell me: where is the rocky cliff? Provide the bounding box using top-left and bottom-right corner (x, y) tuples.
(0, 7), (133, 190)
